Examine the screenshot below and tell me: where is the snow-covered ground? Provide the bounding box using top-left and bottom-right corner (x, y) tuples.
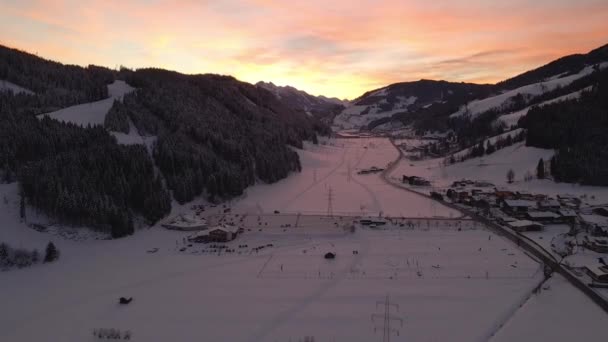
(231, 138), (460, 217)
(37, 80), (134, 127)
(2, 134), (608, 341)
(491, 273), (608, 341)
(391, 141), (608, 204)
(451, 63), (608, 120)
(495, 87), (590, 128)
(0, 79), (34, 95)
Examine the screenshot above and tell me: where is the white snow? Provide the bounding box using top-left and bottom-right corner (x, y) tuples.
(495, 87), (591, 128)
(232, 138), (460, 217)
(491, 274), (608, 342)
(451, 63), (608, 120)
(392, 140), (608, 203)
(2, 134), (607, 341)
(37, 80), (134, 127)
(0, 79), (34, 95)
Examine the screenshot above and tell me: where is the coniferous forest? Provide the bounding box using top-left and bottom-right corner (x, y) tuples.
(119, 68), (327, 203)
(521, 68), (608, 185)
(0, 45), (328, 237)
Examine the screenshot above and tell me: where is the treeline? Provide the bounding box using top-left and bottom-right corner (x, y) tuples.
(0, 44), (113, 112)
(521, 68), (608, 185)
(0, 241), (59, 271)
(116, 69), (323, 203)
(104, 100), (130, 133)
(444, 130), (525, 165)
(0, 95), (171, 238)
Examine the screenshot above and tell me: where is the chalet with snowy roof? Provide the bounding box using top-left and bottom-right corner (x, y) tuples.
(502, 199), (537, 217)
(213, 225), (242, 242)
(538, 199), (560, 211)
(526, 211), (561, 224)
(508, 220), (543, 232)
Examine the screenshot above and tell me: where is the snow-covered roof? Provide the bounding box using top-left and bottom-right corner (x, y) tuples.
(504, 200), (537, 208)
(508, 220), (543, 228)
(539, 199), (560, 207)
(579, 214), (608, 227)
(209, 224), (239, 234)
(558, 209), (577, 217)
(527, 211), (560, 219)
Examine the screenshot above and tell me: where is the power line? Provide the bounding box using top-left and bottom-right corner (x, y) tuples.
(371, 295), (403, 342)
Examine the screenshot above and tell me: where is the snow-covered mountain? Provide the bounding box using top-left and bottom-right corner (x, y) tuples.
(335, 43), (608, 131)
(256, 81), (347, 123)
(333, 80), (492, 130)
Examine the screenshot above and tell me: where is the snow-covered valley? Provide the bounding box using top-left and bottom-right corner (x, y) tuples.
(2, 131), (608, 341)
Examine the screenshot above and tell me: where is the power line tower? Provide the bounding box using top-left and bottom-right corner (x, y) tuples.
(372, 295), (403, 342)
(326, 186), (334, 217)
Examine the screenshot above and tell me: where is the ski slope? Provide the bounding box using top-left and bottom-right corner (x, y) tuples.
(0, 79), (34, 95)
(451, 63), (608, 120)
(37, 80), (134, 127)
(495, 87), (590, 128)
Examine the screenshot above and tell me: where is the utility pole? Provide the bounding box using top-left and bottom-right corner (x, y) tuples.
(372, 295), (403, 342)
(327, 186), (334, 217)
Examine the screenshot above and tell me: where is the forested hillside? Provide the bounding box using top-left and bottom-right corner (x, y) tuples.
(118, 69), (329, 203)
(0, 45), (113, 112)
(521, 68), (608, 185)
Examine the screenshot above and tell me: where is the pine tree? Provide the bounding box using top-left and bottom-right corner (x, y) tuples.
(19, 190), (26, 221)
(507, 169), (515, 183)
(537, 158), (545, 179)
(44, 242), (59, 263)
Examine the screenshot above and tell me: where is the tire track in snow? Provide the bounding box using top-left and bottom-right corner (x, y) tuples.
(279, 144), (348, 211)
(246, 235), (371, 342)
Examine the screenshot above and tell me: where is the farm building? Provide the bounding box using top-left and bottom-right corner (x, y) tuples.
(208, 225), (241, 242)
(508, 220), (543, 232)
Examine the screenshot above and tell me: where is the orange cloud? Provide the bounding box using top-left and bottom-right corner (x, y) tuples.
(1, 0), (607, 98)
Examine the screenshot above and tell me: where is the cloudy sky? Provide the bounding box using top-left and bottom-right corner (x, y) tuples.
(1, 0), (607, 98)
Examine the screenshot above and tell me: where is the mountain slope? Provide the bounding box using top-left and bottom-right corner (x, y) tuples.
(256, 81), (347, 125)
(333, 79), (492, 130)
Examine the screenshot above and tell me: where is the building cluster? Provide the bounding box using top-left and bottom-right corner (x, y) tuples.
(442, 179), (608, 283)
(188, 224), (244, 243)
(402, 175), (431, 186)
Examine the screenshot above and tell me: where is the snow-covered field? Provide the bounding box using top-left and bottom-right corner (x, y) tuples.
(0, 79), (34, 95)
(491, 273), (608, 341)
(0, 197), (543, 341)
(37, 80), (134, 126)
(231, 138), (460, 217)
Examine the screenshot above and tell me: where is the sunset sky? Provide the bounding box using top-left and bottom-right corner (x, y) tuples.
(1, 0), (607, 99)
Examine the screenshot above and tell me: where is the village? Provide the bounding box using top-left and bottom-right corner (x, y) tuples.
(416, 178), (608, 286)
